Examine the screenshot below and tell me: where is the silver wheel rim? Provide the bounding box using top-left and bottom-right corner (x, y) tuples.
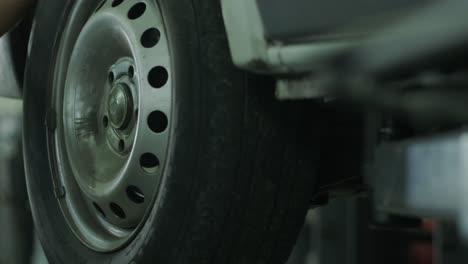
(50, 0), (172, 252)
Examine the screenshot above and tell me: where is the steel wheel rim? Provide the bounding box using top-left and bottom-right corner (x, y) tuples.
(49, 0), (172, 252)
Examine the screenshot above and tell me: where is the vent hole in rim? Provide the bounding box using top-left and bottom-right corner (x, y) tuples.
(140, 153), (160, 174)
(111, 0), (124, 7)
(141, 28), (161, 48)
(110, 203), (126, 219)
(128, 2), (147, 20)
(147, 66), (168, 88)
(147, 111), (168, 133)
(127, 186), (145, 204)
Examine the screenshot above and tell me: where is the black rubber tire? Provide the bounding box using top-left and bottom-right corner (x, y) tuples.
(24, 0), (321, 263)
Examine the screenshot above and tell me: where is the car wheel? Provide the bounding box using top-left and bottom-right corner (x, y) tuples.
(24, 0), (321, 263)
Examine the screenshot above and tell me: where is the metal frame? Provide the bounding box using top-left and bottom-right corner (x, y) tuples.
(220, 0), (431, 75)
(220, 0), (353, 74)
(372, 130), (468, 241)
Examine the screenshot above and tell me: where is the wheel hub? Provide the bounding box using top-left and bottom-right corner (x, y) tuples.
(108, 83), (133, 130)
(50, 0), (173, 252)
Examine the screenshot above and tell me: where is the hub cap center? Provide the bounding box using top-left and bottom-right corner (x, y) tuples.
(108, 83), (133, 130)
